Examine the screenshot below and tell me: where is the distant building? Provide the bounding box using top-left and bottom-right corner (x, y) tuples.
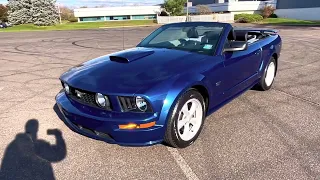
(74, 6), (161, 22)
(188, 0), (320, 20)
(187, 0), (276, 15)
(275, 0), (320, 20)
(276, 0), (320, 9)
(189, 0), (269, 6)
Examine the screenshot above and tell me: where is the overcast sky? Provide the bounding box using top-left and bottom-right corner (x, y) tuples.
(0, 0), (164, 7)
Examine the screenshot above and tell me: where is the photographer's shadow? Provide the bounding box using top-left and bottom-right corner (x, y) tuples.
(1, 119), (66, 180)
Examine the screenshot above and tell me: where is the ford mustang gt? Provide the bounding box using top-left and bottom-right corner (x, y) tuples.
(56, 22), (282, 148)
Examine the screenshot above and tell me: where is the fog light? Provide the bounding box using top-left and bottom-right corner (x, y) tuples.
(95, 93), (110, 108)
(136, 96), (148, 112)
(119, 123), (138, 130)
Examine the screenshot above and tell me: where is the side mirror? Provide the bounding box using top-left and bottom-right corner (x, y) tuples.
(224, 41), (248, 52)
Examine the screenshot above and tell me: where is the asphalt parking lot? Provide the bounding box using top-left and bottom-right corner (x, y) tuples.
(0, 25), (320, 180)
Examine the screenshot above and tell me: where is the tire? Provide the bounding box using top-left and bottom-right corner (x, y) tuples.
(256, 57), (277, 91)
(164, 89), (206, 148)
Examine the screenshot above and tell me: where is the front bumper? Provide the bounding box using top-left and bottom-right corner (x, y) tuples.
(55, 91), (165, 146)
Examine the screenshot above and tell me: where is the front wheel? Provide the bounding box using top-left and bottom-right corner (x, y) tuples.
(256, 57), (277, 91)
(164, 89), (205, 148)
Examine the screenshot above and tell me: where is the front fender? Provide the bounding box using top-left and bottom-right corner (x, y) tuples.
(155, 73), (212, 127)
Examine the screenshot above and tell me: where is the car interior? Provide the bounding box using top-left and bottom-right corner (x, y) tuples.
(177, 28), (266, 50)
(175, 27), (222, 51)
(223, 28), (270, 50)
(234, 30), (268, 44)
(146, 27), (269, 55)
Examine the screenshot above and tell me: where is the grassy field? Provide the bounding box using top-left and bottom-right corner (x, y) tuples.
(260, 18), (320, 25)
(0, 20), (157, 32)
(2, 18), (320, 32)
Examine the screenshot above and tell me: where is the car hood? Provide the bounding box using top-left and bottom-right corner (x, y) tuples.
(60, 47), (207, 94)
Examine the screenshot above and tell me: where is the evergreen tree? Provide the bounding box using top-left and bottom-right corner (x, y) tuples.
(7, 0), (58, 26)
(31, 0), (58, 26)
(8, 0), (33, 25)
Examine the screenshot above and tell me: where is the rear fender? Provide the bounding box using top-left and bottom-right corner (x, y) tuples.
(258, 36), (281, 76)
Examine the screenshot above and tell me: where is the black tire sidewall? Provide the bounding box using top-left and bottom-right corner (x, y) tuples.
(166, 89), (205, 148)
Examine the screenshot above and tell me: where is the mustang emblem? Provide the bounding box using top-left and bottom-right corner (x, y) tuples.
(75, 90), (85, 98)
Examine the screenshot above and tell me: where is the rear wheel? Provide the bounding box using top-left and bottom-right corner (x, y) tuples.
(164, 89), (205, 148)
(256, 57), (277, 91)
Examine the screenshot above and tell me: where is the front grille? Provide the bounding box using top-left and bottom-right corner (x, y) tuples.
(118, 96), (153, 113)
(65, 85), (111, 110)
(69, 87), (96, 106)
(118, 96), (136, 112)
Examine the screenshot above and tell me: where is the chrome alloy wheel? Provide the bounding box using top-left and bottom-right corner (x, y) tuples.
(177, 98), (203, 141)
(265, 61), (276, 87)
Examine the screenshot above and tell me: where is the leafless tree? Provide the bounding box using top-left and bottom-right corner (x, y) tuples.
(196, 5), (212, 15)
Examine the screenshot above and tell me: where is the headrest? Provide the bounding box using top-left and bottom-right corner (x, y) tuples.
(201, 31), (220, 44)
(187, 28), (199, 38)
(204, 31), (219, 37)
(228, 30), (236, 41)
(236, 31), (248, 42)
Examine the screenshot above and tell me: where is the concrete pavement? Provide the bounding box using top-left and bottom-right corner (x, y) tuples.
(0, 26), (320, 180)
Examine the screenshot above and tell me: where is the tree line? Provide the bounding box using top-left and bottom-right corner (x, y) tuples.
(0, 0), (76, 26)
(0, 0), (213, 26)
(162, 0), (212, 16)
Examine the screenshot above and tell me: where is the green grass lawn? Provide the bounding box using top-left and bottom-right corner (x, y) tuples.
(259, 18), (320, 25)
(0, 20), (157, 32)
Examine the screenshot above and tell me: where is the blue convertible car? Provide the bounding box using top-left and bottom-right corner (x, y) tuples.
(56, 22), (281, 148)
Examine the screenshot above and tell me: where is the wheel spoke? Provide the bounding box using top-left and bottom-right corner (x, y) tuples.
(186, 123), (194, 139)
(188, 102), (198, 118)
(178, 117), (188, 129)
(189, 117), (197, 126)
(181, 104), (189, 117)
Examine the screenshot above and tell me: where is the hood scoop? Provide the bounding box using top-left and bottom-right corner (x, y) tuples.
(109, 48), (154, 63)
(109, 56), (130, 63)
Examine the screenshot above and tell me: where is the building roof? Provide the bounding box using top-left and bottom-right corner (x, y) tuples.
(74, 6), (162, 17)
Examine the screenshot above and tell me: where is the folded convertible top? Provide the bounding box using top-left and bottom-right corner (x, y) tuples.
(233, 27), (279, 35)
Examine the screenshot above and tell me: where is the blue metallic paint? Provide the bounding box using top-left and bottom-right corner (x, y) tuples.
(56, 22), (282, 146)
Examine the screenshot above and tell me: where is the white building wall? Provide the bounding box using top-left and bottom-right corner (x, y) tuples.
(216, 0), (225, 3)
(74, 6), (161, 18)
(187, 1), (276, 14)
(157, 14), (234, 24)
(275, 7), (320, 21)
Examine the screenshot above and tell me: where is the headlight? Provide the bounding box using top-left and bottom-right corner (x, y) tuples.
(95, 93), (110, 108)
(63, 83), (70, 94)
(136, 96), (148, 112)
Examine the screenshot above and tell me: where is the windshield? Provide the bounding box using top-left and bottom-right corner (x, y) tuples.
(137, 23), (225, 55)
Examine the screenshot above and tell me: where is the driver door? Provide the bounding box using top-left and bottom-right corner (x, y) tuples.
(222, 40), (262, 98)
